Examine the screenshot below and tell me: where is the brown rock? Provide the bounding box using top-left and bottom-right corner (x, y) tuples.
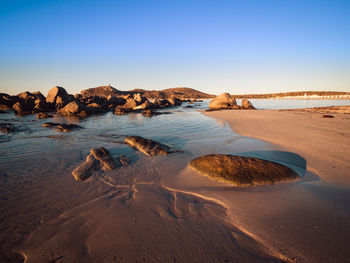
(209, 93), (237, 110)
(119, 98), (137, 109)
(36, 112), (53, 119)
(114, 108), (128, 115)
(189, 154), (299, 186)
(46, 86), (73, 108)
(72, 153), (100, 181)
(0, 123), (17, 134)
(241, 99), (255, 110)
(90, 147), (116, 170)
(42, 122), (82, 132)
(58, 101), (88, 116)
(125, 136), (175, 156)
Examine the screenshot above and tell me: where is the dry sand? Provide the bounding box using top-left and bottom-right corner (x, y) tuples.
(174, 105), (350, 262)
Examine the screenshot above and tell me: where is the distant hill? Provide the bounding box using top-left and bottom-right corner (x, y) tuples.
(234, 91), (350, 99)
(80, 86), (215, 99)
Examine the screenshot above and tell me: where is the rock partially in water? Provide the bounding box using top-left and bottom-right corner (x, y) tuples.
(209, 93), (237, 110)
(72, 153), (100, 181)
(90, 147), (116, 171)
(57, 101), (89, 116)
(189, 154), (299, 186)
(72, 147), (121, 181)
(241, 99), (255, 110)
(36, 112), (53, 119)
(42, 122), (82, 132)
(114, 108), (128, 115)
(125, 136), (176, 156)
(0, 123), (17, 134)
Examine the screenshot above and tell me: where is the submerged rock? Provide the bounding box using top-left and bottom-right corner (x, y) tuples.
(72, 147), (120, 181)
(189, 154), (299, 186)
(36, 112), (53, 119)
(125, 136), (176, 156)
(0, 123), (17, 134)
(209, 93), (237, 110)
(42, 122), (82, 132)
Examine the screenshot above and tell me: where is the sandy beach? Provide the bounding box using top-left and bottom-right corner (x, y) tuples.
(185, 106), (350, 262)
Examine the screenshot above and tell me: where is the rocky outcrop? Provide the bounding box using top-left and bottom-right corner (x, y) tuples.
(46, 86), (73, 109)
(80, 85), (122, 99)
(12, 91), (49, 114)
(125, 136), (176, 156)
(72, 147), (120, 181)
(241, 99), (255, 110)
(209, 93), (237, 110)
(189, 154), (299, 186)
(0, 93), (19, 110)
(42, 122), (82, 132)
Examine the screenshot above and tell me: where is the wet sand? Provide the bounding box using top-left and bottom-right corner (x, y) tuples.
(1, 106), (350, 262)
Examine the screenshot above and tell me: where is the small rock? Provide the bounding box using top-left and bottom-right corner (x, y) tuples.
(72, 153), (100, 181)
(125, 136), (176, 156)
(90, 147), (116, 171)
(114, 108), (128, 115)
(0, 123), (17, 134)
(36, 112), (53, 119)
(322, 114), (335, 118)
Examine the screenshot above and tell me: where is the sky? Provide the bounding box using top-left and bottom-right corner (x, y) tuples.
(0, 0), (349, 95)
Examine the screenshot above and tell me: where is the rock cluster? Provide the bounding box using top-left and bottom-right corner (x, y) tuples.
(208, 93), (255, 110)
(189, 154), (299, 186)
(125, 136), (177, 156)
(0, 85), (184, 117)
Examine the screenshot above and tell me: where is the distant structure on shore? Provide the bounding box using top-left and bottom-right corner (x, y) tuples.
(234, 91), (350, 100)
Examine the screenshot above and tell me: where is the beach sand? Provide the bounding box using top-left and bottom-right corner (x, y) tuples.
(179, 106), (350, 262)
(1, 106), (350, 262)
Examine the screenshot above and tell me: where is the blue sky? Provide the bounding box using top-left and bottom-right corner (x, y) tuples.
(1, 0), (349, 95)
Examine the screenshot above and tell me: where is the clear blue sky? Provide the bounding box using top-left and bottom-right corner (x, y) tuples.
(1, 0), (349, 95)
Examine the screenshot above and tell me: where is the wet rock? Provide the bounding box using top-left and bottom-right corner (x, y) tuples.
(72, 153), (100, 181)
(189, 154), (299, 186)
(114, 108), (128, 115)
(0, 104), (12, 111)
(57, 101), (89, 116)
(42, 122), (82, 132)
(90, 147), (116, 170)
(241, 99), (255, 110)
(142, 109), (158, 117)
(209, 93), (237, 110)
(0, 123), (17, 134)
(36, 112), (53, 119)
(46, 86), (73, 109)
(125, 136), (176, 156)
(72, 147), (119, 181)
(322, 114), (335, 118)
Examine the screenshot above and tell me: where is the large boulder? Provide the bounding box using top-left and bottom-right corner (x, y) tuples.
(119, 98), (137, 109)
(12, 91), (49, 114)
(107, 95), (126, 107)
(241, 99), (255, 110)
(0, 93), (19, 110)
(189, 154), (299, 186)
(46, 86), (73, 109)
(209, 93), (237, 110)
(125, 136), (177, 156)
(57, 101), (89, 116)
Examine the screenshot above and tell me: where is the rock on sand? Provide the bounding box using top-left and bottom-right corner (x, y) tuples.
(189, 154), (299, 186)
